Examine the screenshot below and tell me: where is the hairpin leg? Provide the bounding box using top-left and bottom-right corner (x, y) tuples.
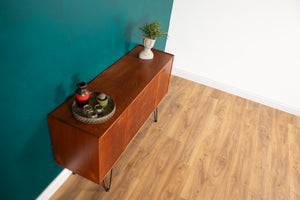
(154, 108), (158, 122)
(102, 169), (113, 192)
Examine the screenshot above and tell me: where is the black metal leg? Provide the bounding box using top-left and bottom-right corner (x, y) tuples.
(154, 108), (158, 122)
(102, 169), (113, 192)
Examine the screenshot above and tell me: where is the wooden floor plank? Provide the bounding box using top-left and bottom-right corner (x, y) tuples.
(51, 75), (300, 200)
(270, 110), (289, 200)
(289, 116), (300, 200)
(247, 105), (274, 199)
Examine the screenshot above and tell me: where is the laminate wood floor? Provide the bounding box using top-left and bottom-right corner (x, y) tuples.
(51, 75), (300, 200)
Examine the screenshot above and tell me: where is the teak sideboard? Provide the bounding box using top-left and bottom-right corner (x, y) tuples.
(47, 45), (174, 186)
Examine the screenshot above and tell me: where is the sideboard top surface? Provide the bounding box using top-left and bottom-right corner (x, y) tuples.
(48, 45), (174, 138)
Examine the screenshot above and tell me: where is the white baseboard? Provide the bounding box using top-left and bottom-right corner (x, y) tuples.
(172, 68), (300, 117)
(36, 169), (72, 200)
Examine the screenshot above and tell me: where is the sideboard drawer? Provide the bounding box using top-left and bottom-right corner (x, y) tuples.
(125, 77), (157, 145)
(156, 59), (173, 107)
(99, 114), (127, 179)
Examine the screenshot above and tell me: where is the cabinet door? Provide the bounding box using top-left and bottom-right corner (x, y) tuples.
(125, 77), (157, 145)
(99, 114), (127, 180)
(155, 60), (173, 107)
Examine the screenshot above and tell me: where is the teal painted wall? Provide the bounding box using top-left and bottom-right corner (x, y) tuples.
(0, 0), (173, 199)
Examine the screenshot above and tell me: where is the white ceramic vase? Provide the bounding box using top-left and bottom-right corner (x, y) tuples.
(139, 37), (156, 60)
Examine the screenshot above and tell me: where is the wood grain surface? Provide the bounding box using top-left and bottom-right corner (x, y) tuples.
(48, 45), (174, 184)
(51, 75), (300, 200)
(49, 45), (173, 138)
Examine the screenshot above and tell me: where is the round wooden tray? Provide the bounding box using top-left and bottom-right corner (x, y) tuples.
(72, 92), (116, 124)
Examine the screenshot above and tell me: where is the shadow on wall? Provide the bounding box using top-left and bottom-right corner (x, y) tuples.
(13, 119), (60, 199)
(123, 17), (148, 52)
(55, 74), (81, 106)
(13, 70), (81, 198)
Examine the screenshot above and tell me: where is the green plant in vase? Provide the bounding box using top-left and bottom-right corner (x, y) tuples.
(139, 21), (168, 59)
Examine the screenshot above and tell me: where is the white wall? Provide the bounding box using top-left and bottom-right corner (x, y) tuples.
(166, 0), (300, 116)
